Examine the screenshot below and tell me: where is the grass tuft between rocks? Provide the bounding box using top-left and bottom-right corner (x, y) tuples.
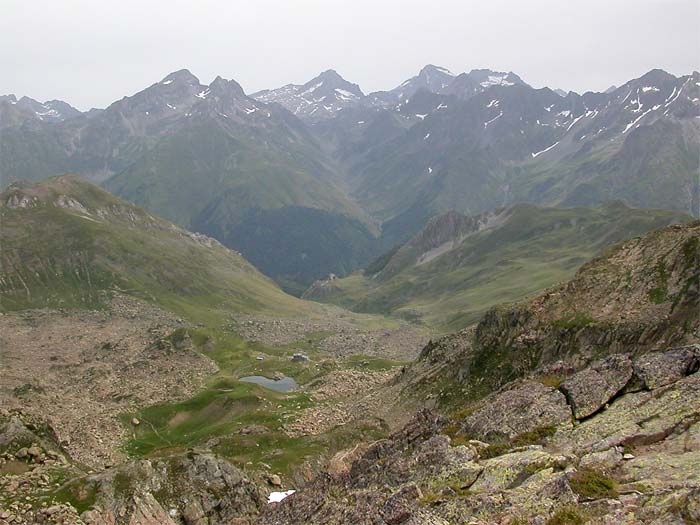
(546, 505), (588, 525)
(568, 468), (618, 500)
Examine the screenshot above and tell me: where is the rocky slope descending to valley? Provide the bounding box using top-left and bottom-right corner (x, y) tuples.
(258, 221), (700, 524)
(0, 295), (218, 469)
(261, 345), (700, 524)
(403, 219), (699, 404)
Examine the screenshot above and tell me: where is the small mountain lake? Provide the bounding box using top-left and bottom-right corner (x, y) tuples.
(239, 375), (298, 392)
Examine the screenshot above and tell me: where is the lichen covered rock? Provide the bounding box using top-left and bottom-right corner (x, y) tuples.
(560, 354), (633, 419)
(461, 380), (572, 440)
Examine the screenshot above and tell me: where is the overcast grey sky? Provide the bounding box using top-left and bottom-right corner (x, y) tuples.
(2, 0), (699, 110)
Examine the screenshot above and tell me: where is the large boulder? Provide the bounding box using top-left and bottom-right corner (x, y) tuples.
(560, 354), (633, 419)
(461, 380), (572, 440)
(633, 345), (700, 390)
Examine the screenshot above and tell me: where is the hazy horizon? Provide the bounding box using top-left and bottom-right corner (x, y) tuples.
(2, 0), (699, 110)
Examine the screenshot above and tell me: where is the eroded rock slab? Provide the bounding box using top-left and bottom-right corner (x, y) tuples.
(560, 354), (633, 419)
(461, 380), (572, 440)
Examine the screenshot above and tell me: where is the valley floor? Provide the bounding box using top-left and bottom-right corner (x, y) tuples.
(0, 293), (429, 524)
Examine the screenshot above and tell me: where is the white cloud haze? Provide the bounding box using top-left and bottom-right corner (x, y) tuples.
(2, 0), (699, 110)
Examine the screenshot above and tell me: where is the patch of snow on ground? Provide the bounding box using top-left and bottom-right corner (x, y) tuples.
(487, 99), (499, 108)
(623, 108), (652, 133)
(484, 111), (503, 127)
(196, 89), (210, 99)
(664, 80), (688, 107)
(162, 80), (173, 85)
(301, 82), (323, 96)
(480, 75), (514, 87)
(424, 133), (430, 140)
(416, 114), (427, 119)
(268, 490), (295, 504)
(531, 141), (560, 158)
(566, 113), (585, 131)
(628, 97), (643, 112)
(335, 88), (358, 100)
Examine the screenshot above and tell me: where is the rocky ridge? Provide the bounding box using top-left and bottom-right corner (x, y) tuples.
(260, 344), (700, 524)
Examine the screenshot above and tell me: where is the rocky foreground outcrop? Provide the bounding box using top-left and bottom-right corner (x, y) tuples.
(0, 412), (263, 525)
(406, 221), (699, 407)
(261, 345), (700, 524)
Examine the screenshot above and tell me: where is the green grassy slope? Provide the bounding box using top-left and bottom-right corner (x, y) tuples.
(305, 203), (691, 331)
(0, 174), (306, 316)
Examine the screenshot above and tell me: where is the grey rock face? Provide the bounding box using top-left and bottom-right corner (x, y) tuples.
(633, 344), (700, 390)
(82, 452), (264, 524)
(461, 380), (572, 440)
(560, 354), (633, 419)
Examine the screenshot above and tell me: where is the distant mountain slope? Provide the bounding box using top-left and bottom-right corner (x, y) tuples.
(0, 175), (306, 315)
(304, 203), (691, 330)
(0, 70), (379, 289)
(0, 94), (82, 125)
(342, 69), (699, 242)
(2, 67), (698, 290)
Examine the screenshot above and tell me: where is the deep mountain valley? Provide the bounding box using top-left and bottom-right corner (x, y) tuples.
(2, 66), (698, 291)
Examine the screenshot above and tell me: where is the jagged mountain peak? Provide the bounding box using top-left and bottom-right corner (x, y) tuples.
(251, 69), (365, 121)
(301, 69), (364, 96)
(208, 76), (246, 98)
(418, 64), (455, 77)
(465, 68), (527, 88)
(316, 68), (343, 81)
(638, 68), (675, 81)
(160, 68), (201, 85)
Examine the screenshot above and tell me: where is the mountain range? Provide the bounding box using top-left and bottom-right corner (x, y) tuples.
(2, 65), (698, 291)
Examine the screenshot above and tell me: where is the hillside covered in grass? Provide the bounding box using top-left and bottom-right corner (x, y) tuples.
(0, 174), (307, 317)
(304, 202), (691, 330)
